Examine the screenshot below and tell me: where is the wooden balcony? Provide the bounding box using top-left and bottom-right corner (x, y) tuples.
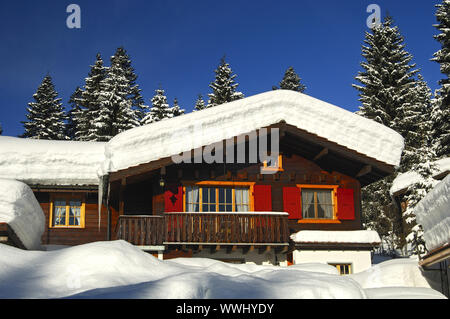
(116, 212), (290, 248)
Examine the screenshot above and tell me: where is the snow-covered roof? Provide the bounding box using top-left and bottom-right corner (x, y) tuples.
(415, 174), (450, 252)
(0, 136), (106, 186)
(389, 157), (450, 196)
(390, 171), (424, 196)
(290, 230), (381, 245)
(101, 90), (404, 175)
(0, 179), (45, 250)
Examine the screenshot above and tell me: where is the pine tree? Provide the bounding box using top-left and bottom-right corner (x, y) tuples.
(353, 16), (424, 255)
(194, 94), (207, 111)
(0, 123), (2, 135)
(397, 76), (434, 172)
(65, 86), (83, 140)
(94, 53), (139, 141)
(75, 53), (107, 141)
(171, 98), (185, 117)
(142, 87), (172, 125)
(21, 75), (67, 140)
(111, 47), (146, 123)
(273, 66), (306, 92)
(353, 16), (419, 129)
(207, 57), (244, 107)
(431, 0), (450, 157)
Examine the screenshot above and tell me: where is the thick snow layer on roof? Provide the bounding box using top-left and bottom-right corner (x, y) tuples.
(434, 157), (450, 177)
(102, 90), (404, 175)
(0, 136), (106, 186)
(389, 157), (450, 196)
(290, 230), (381, 245)
(415, 174), (450, 252)
(0, 240), (445, 299)
(389, 171), (424, 196)
(0, 179), (44, 250)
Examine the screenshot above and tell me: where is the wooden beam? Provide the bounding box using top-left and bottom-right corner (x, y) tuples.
(356, 165), (372, 177)
(118, 177), (126, 215)
(313, 148), (328, 161)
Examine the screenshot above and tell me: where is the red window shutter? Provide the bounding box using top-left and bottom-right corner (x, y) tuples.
(283, 187), (302, 219)
(164, 185), (183, 212)
(253, 185), (272, 211)
(337, 188), (355, 220)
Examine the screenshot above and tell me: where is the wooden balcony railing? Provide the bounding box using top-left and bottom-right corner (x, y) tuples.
(116, 212), (290, 246)
(116, 215), (165, 246)
(165, 212), (289, 244)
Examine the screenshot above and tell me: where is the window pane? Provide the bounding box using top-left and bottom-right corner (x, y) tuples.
(225, 188), (232, 203)
(218, 188), (224, 203)
(316, 190), (333, 219)
(186, 186), (199, 212)
(69, 204), (81, 226)
(53, 204), (66, 226)
(301, 190), (315, 219)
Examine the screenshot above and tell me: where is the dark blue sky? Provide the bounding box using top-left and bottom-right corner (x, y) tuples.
(0, 0), (442, 137)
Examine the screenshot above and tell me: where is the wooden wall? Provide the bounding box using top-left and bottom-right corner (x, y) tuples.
(121, 153), (363, 233)
(35, 191), (119, 246)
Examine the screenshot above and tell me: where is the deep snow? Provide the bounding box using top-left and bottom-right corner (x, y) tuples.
(0, 240), (445, 299)
(0, 179), (44, 250)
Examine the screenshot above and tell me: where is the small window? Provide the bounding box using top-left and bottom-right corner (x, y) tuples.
(50, 195), (85, 228)
(329, 263), (352, 275)
(184, 184), (252, 212)
(302, 189), (334, 219)
(262, 154), (283, 173)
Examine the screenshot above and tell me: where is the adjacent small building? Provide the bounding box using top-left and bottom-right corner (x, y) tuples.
(0, 90), (405, 273)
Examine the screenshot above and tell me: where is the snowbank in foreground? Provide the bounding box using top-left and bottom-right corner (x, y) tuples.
(0, 240), (445, 299)
(0, 179), (44, 250)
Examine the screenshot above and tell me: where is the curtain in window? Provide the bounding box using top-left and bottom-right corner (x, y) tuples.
(316, 190), (333, 219)
(235, 188), (249, 212)
(54, 201), (66, 226)
(302, 190), (315, 218)
(69, 201), (81, 226)
(186, 186), (199, 212)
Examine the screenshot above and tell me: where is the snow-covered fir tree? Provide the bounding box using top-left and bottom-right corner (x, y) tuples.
(396, 76), (434, 172)
(171, 98), (185, 117)
(353, 16), (419, 129)
(273, 66), (306, 92)
(65, 86), (83, 140)
(141, 87), (172, 125)
(75, 53), (107, 141)
(353, 16), (426, 254)
(21, 75), (67, 140)
(111, 47), (147, 123)
(207, 57), (244, 107)
(431, 0), (450, 158)
(194, 94), (207, 111)
(401, 148), (439, 256)
(93, 53), (139, 141)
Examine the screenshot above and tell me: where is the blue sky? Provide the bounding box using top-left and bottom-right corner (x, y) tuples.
(0, 0), (443, 137)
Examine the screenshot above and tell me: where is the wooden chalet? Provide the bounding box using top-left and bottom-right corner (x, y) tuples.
(0, 90), (404, 271)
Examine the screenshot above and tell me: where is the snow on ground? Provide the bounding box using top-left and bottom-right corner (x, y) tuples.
(0, 136), (106, 186)
(0, 240), (445, 299)
(101, 90), (404, 176)
(0, 179), (44, 250)
(415, 174), (450, 252)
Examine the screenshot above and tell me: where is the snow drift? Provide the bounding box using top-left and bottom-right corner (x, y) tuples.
(0, 179), (45, 250)
(0, 240), (445, 299)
